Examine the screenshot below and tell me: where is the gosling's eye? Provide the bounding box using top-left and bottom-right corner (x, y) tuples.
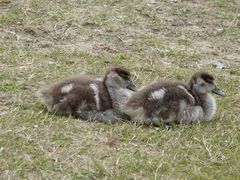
(126, 80), (131, 85)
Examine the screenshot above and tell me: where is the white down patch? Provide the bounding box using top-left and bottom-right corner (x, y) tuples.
(95, 78), (102, 81)
(149, 88), (166, 100)
(178, 85), (195, 104)
(90, 83), (100, 110)
(61, 83), (73, 94)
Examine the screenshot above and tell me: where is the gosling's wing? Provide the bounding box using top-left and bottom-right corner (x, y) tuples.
(144, 84), (196, 119)
(37, 75), (97, 109)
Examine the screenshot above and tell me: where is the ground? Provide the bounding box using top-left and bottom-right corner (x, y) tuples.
(0, 0), (240, 179)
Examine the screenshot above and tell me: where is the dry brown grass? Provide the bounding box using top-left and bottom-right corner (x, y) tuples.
(0, 0), (240, 179)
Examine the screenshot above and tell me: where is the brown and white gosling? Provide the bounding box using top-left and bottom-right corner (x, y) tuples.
(37, 66), (136, 123)
(123, 72), (225, 126)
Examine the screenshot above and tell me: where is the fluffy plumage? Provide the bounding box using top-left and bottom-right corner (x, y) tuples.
(123, 72), (225, 126)
(37, 66), (136, 122)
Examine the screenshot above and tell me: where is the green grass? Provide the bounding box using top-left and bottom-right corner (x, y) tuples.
(0, 0), (240, 179)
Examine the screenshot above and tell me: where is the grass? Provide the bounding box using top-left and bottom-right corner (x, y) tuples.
(0, 0), (240, 179)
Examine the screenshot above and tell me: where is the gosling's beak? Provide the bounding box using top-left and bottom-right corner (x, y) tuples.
(127, 83), (137, 91)
(212, 86), (225, 97)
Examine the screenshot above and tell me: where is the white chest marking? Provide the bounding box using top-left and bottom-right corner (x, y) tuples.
(61, 83), (74, 94)
(149, 88), (166, 100)
(178, 85), (195, 104)
(90, 83), (100, 110)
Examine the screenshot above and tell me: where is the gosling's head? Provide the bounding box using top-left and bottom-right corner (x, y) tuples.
(189, 72), (225, 96)
(103, 66), (136, 91)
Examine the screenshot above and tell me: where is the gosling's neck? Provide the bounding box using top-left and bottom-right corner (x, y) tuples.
(198, 93), (217, 121)
(106, 85), (134, 109)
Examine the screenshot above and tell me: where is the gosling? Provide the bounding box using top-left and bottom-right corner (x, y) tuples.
(37, 66), (136, 123)
(123, 72), (225, 126)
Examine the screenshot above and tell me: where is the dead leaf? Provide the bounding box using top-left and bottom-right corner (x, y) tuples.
(105, 135), (120, 147)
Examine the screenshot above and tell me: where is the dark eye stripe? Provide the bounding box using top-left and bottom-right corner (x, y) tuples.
(119, 73), (130, 80)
